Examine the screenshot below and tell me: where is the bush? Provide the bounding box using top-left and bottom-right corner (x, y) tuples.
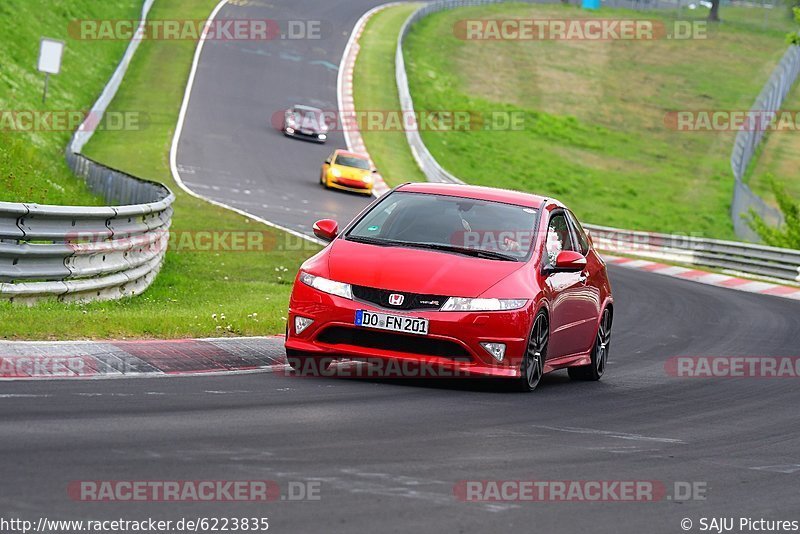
(748, 178), (800, 249)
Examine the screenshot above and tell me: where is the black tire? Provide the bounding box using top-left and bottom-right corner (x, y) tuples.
(286, 348), (332, 375)
(568, 307), (611, 381)
(514, 311), (549, 392)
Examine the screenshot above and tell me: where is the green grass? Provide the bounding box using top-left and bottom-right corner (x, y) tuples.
(713, 3), (800, 34)
(1, 0), (319, 340)
(402, 3), (799, 238)
(0, 0), (142, 205)
(353, 3), (427, 187)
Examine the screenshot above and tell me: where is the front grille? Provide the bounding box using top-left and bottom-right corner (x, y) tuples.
(352, 285), (446, 311)
(317, 327), (471, 361)
(335, 178), (368, 189)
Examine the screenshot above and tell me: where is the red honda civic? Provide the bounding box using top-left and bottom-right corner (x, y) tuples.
(285, 183), (613, 391)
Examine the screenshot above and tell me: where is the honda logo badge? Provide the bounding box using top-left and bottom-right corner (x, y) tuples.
(388, 293), (404, 306)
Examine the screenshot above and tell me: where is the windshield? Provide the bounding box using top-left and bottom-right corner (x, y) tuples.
(291, 108), (324, 128)
(335, 155), (370, 170)
(347, 191), (539, 260)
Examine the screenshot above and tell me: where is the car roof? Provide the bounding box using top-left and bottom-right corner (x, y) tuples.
(293, 105), (322, 112)
(397, 182), (549, 208)
(334, 150), (369, 159)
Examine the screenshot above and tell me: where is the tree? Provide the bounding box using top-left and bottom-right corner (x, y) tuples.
(747, 179), (800, 249)
(708, 0), (721, 22)
(789, 7), (800, 46)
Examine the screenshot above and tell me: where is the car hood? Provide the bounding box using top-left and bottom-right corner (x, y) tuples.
(326, 238), (525, 297)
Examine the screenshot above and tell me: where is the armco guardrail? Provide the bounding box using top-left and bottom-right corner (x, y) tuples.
(396, 0), (800, 284)
(0, 0), (174, 304)
(585, 224), (800, 283)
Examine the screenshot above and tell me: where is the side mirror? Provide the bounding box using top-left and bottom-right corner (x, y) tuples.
(372, 169), (378, 174)
(313, 219), (339, 242)
(549, 250), (586, 273)
(324, 159), (331, 165)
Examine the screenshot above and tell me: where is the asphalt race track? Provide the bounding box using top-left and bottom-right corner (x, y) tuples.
(174, 0), (385, 236)
(3, 270), (800, 532)
(3, 1), (800, 533)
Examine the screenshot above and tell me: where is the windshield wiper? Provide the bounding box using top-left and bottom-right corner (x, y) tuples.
(345, 235), (399, 247)
(346, 236), (519, 261)
(402, 242), (519, 261)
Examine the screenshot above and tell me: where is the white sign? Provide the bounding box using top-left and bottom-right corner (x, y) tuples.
(38, 38), (64, 75)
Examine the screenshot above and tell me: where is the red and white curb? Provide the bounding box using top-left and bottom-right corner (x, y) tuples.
(338, 3), (405, 198)
(603, 255), (800, 301)
(0, 336), (286, 380)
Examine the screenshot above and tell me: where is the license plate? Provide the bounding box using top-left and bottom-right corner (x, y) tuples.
(355, 310), (429, 335)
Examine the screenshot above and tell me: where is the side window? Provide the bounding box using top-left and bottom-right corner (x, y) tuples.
(566, 210), (590, 256)
(544, 212), (576, 266)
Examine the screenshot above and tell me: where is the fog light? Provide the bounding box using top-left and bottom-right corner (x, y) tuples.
(480, 342), (506, 362)
(294, 316), (313, 335)
(286, 127), (295, 134)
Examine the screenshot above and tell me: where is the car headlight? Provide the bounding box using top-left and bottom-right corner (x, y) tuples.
(318, 134), (327, 140)
(440, 298), (527, 312)
(299, 272), (352, 300)
(362, 174), (373, 183)
(331, 168), (341, 178)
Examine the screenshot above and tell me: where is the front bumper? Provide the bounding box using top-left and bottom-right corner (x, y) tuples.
(327, 175), (373, 195)
(286, 281), (532, 378)
(285, 128), (327, 143)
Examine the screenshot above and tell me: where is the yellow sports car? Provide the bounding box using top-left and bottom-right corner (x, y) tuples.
(320, 150), (375, 195)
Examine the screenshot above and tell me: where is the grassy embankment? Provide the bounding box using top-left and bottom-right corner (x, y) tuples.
(746, 79), (800, 206)
(0, 0), (141, 205)
(399, 3), (798, 238)
(1, 0), (318, 339)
